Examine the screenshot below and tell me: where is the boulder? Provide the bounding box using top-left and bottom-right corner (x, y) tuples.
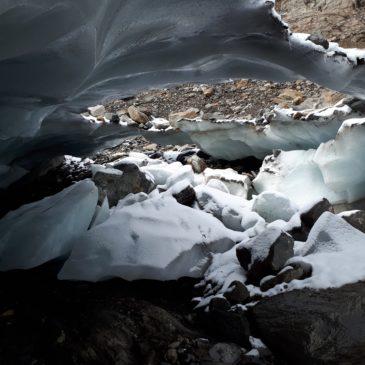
(236, 227), (294, 285)
(209, 342), (243, 364)
(172, 185), (196, 207)
(341, 210), (365, 233)
(92, 164), (154, 207)
(169, 108), (200, 125)
(251, 282), (365, 364)
(307, 33), (329, 49)
(127, 105), (150, 124)
(223, 281), (250, 304)
(186, 155), (207, 173)
(88, 105), (105, 117)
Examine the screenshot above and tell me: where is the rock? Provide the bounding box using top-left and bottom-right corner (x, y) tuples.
(251, 282), (365, 364)
(202, 86), (215, 97)
(260, 261), (312, 292)
(223, 281), (250, 304)
(206, 179), (230, 194)
(92, 164), (154, 207)
(206, 300), (251, 348)
(237, 227), (294, 285)
(144, 143), (158, 151)
(291, 198), (334, 241)
(186, 155), (207, 173)
(209, 342), (242, 364)
(169, 108), (200, 125)
(307, 33), (330, 49)
(172, 185), (196, 207)
(341, 210), (365, 233)
(88, 105), (106, 117)
(110, 114), (120, 124)
(127, 105), (150, 124)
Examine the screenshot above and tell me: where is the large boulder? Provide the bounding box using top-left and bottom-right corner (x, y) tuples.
(92, 163), (155, 206)
(251, 282), (365, 364)
(341, 210), (365, 233)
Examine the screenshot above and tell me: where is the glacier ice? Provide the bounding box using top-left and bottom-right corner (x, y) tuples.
(0, 180), (98, 271)
(58, 195), (243, 282)
(254, 118), (365, 207)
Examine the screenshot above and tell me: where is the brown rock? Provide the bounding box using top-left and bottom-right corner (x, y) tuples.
(127, 105), (150, 124)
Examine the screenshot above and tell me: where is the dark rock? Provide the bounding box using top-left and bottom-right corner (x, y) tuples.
(342, 210), (365, 233)
(307, 34), (329, 49)
(260, 261), (312, 292)
(206, 299), (251, 348)
(224, 281), (250, 304)
(237, 228), (294, 285)
(251, 282), (365, 364)
(209, 342), (243, 364)
(172, 185), (196, 207)
(93, 164), (155, 206)
(290, 198), (334, 241)
(110, 114), (120, 124)
(176, 150), (196, 164)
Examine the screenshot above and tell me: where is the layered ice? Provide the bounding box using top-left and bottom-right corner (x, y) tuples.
(58, 195), (243, 282)
(0, 180), (98, 271)
(1, 0), (365, 166)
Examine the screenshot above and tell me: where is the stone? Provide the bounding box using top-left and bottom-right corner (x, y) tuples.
(307, 33), (330, 49)
(127, 105), (150, 124)
(186, 155), (207, 173)
(88, 105), (105, 117)
(169, 108), (200, 125)
(209, 342), (242, 364)
(342, 210), (365, 233)
(251, 281), (365, 364)
(202, 86), (215, 97)
(93, 164), (155, 207)
(237, 228), (294, 285)
(110, 114), (120, 124)
(223, 281), (250, 304)
(172, 185), (196, 207)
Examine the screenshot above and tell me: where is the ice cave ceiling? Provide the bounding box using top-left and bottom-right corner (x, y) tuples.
(0, 0), (365, 167)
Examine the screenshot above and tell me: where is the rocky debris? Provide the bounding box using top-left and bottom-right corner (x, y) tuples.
(223, 281), (250, 305)
(127, 105), (150, 124)
(290, 198), (334, 241)
(307, 33), (330, 49)
(105, 79), (344, 122)
(88, 104), (106, 117)
(201, 86), (215, 98)
(169, 108), (200, 125)
(237, 228), (294, 285)
(251, 281), (365, 364)
(260, 261), (313, 292)
(341, 210), (365, 233)
(172, 185), (197, 207)
(92, 164), (155, 206)
(277, 0), (365, 48)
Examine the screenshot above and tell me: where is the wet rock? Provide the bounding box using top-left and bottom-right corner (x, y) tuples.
(237, 228), (294, 285)
(307, 33), (330, 49)
(88, 105), (105, 117)
(251, 281), (365, 364)
(223, 281), (250, 304)
(127, 105), (150, 124)
(93, 164), (155, 206)
(172, 185), (196, 207)
(342, 210), (365, 233)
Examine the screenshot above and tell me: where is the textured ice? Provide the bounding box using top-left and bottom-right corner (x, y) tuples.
(58, 195), (242, 282)
(1, 0), (365, 166)
(0, 180), (98, 271)
(254, 118), (365, 207)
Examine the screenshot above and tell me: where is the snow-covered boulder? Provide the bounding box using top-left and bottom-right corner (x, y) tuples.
(58, 196), (242, 282)
(252, 191), (299, 223)
(0, 180), (98, 271)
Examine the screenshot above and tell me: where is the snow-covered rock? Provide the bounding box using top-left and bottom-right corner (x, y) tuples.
(0, 180), (98, 271)
(58, 196), (243, 282)
(252, 191), (299, 223)
(254, 118), (365, 207)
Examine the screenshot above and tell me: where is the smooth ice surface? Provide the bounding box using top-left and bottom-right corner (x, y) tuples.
(0, 180), (98, 271)
(254, 118), (365, 206)
(1, 0), (365, 166)
(58, 195), (243, 282)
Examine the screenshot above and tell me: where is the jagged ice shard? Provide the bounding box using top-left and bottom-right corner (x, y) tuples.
(1, 0), (365, 168)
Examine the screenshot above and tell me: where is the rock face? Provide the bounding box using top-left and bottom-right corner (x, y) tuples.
(251, 282), (365, 364)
